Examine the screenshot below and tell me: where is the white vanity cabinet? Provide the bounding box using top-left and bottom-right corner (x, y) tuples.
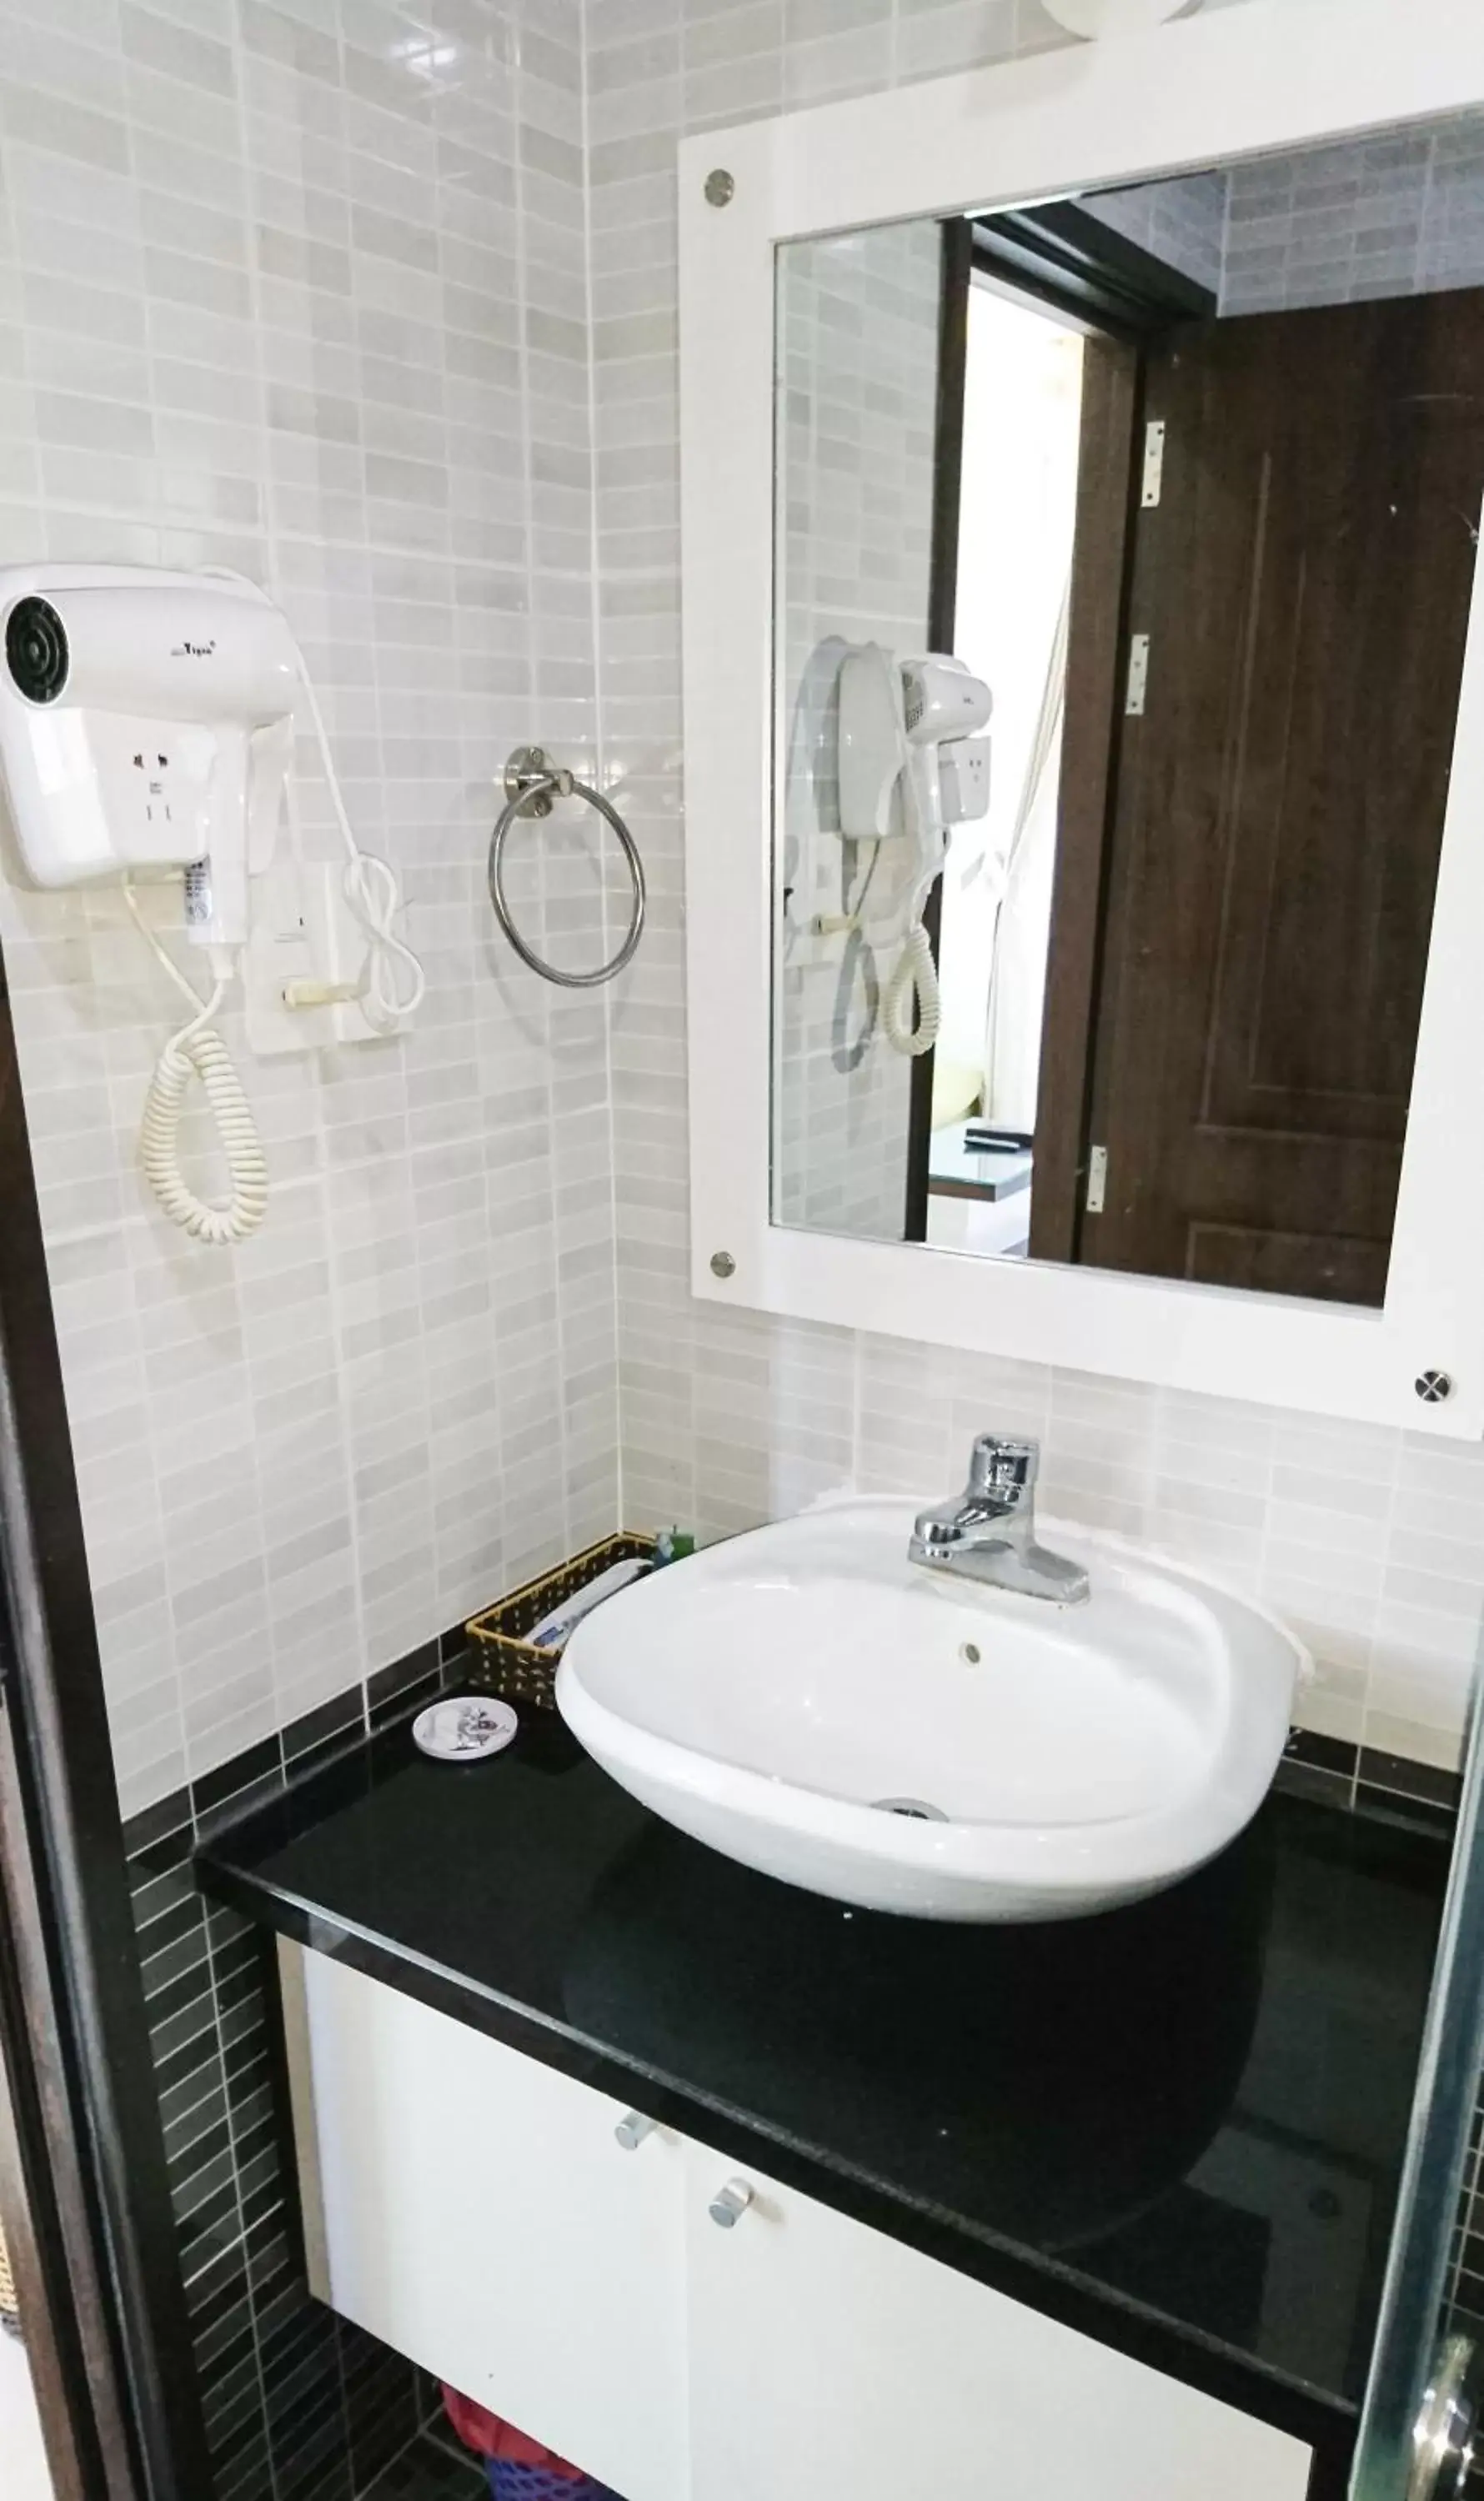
(279, 1942), (689, 2501)
(682, 2145), (1307, 2501)
(280, 1943), (1313, 2501)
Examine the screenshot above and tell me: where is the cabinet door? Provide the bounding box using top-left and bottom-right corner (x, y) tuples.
(281, 1943), (686, 2501)
(683, 2145), (1311, 2501)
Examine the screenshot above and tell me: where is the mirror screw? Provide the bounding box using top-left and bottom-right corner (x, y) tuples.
(709, 1250), (736, 1280)
(704, 169), (735, 208)
(1416, 1370), (1454, 1404)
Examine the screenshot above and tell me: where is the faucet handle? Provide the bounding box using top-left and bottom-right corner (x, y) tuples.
(967, 1433), (1039, 1499)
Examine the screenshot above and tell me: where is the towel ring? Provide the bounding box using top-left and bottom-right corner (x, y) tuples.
(488, 745), (646, 989)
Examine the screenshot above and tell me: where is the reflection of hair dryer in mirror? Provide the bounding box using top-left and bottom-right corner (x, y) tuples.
(838, 644), (991, 1055)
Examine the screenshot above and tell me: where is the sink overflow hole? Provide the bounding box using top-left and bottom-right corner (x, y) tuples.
(873, 1797), (949, 1822)
(960, 1642), (981, 1666)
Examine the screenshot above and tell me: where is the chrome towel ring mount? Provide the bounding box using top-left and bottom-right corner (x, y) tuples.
(488, 744), (646, 989)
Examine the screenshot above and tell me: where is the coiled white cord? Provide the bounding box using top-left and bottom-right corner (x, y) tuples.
(125, 885), (268, 1245)
(123, 571), (425, 1242)
(882, 890), (942, 1058)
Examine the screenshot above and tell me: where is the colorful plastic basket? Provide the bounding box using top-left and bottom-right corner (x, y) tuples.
(486, 2466), (619, 2501)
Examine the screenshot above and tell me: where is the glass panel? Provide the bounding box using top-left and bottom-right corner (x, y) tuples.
(1353, 1672), (1484, 2498)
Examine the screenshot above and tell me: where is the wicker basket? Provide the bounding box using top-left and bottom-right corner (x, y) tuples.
(0, 2215), (18, 2337)
(465, 1532), (659, 1712)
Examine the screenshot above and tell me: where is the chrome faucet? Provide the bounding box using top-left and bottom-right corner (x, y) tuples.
(909, 1433), (1089, 1605)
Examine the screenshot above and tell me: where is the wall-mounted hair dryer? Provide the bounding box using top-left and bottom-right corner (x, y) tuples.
(1, 567), (297, 951)
(0, 564), (423, 1245)
(838, 644), (991, 1055)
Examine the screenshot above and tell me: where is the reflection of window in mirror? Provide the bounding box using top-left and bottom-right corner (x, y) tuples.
(771, 120), (1484, 1311)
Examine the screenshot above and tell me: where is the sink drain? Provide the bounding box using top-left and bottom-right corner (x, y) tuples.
(873, 1797), (948, 1822)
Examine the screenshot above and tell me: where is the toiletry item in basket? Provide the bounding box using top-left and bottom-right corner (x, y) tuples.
(527, 1556), (652, 1654)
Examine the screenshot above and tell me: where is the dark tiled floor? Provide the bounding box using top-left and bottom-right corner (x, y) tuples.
(362, 2430), (487, 2499)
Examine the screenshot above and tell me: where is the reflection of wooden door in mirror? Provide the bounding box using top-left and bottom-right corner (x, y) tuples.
(1025, 331), (1142, 1269)
(1037, 293), (1484, 1306)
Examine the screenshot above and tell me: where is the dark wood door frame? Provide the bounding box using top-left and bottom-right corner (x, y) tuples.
(1026, 334), (1146, 1265)
(0, 946), (213, 2501)
(971, 200), (1216, 339)
(905, 206), (1213, 1249)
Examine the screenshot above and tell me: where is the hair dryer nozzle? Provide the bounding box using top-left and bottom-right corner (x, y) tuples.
(901, 654), (993, 745)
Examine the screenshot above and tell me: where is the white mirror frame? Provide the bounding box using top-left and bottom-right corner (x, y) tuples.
(679, 0), (1484, 1440)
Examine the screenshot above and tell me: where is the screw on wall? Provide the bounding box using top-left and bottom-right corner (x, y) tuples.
(704, 169), (735, 208)
(1416, 1369), (1454, 1404)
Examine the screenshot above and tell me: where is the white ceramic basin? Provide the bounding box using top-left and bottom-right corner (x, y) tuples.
(556, 1499), (1304, 1922)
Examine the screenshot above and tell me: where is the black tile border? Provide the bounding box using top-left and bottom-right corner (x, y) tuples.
(1280, 1727), (1461, 1837)
(123, 1622), (476, 2501)
(188, 1625), (471, 1845)
(187, 1692), (1466, 1874)
(1359, 1747), (1463, 1812)
(368, 1640), (442, 1735)
(0, 963), (223, 2494)
(358, 2427), (485, 2500)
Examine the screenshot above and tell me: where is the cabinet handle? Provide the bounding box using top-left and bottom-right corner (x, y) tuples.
(614, 2111), (656, 2151)
(709, 2178), (755, 2229)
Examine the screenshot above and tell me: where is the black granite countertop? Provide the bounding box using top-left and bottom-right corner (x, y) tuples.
(196, 1709), (1446, 2478)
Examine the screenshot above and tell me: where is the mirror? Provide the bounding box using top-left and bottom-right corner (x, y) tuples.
(771, 119), (1484, 1308)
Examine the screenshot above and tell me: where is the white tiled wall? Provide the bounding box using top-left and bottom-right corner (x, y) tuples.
(5, 0), (1484, 1817)
(591, 0), (1484, 1777)
(0, 0), (619, 1817)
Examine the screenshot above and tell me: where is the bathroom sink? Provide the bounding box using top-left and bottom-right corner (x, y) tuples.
(555, 1498), (1304, 1922)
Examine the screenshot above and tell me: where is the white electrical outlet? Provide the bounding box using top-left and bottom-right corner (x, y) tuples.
(244, 861), (399, 1054)
(942, 736), (990, 825)
(784, 837), (855, 969)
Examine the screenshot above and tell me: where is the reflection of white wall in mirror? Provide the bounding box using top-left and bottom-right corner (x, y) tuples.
(1040, 0), (1202, 34)
(773, 219), (943, 1243)
(1089, 123), (1484, 325)
(1224, 118), (1484, 313)
(935, 288), (1084, 1150)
